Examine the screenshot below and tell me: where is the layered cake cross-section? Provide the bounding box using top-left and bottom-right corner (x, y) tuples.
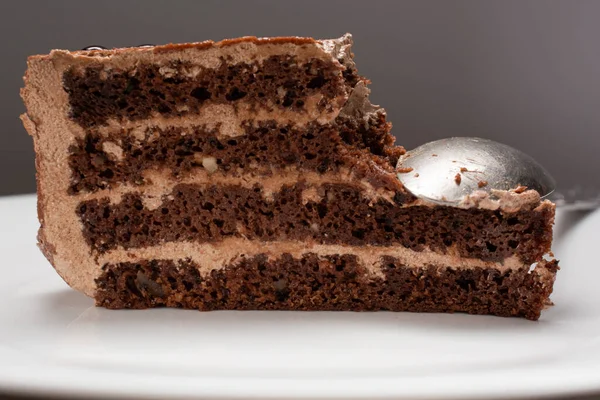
(21, 34), (558, 320)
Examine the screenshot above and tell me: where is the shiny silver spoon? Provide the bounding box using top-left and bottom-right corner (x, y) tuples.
(396, 137), (556, 205)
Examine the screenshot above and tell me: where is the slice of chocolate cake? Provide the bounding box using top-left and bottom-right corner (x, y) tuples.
(21, 34), (558, 320)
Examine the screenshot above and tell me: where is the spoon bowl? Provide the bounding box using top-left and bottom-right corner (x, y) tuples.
(396, 137), (556, 205)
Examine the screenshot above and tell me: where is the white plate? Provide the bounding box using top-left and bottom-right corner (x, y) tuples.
(0, 194), (599, 399)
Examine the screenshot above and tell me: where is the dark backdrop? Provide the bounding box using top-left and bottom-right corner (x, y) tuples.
(2, 0), (599, 196)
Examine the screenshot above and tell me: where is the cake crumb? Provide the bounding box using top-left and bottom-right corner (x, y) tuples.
(454, 173), (461, 184)
(202, 157), (219, 173)
(513, 185), (528, 194)
(414, 173), (420, 178)
(460, 167), (468, 172)
(102, 141), (123, 161)
(431, 154), (438, 157)
(478, 180), (488, 188)
(397, 167), (414, 173)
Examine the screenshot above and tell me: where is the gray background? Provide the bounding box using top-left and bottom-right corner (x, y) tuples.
(1, 0), (599, 196)
(0, 3), (598, 399)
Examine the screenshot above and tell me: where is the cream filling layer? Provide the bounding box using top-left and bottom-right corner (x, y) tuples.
(51, 40), (344, 75)
(94, 94), (344, 140)
(458, 189), (544, 213)
(75, 168), (400, 208)
(97, 238), (529, 279)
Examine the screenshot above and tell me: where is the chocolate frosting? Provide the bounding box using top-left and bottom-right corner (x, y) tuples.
(319, 33), (356, 74)
(338, 81), (384, 124)
(319, 34), (387, 126)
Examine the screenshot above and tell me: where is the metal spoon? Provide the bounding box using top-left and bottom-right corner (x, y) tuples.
(396, 137), (556, 206)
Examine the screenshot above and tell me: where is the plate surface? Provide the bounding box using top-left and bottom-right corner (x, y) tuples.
(0, 195), (599, 399)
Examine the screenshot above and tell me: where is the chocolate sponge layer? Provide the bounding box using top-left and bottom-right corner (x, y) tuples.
(78, 182), (554, 263)
(68, 117), (401, 194)
(63, 55), (346, 127)
(96, 254), (559, 320)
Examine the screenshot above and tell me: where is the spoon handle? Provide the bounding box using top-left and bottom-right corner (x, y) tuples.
(550, 186), (600, 211)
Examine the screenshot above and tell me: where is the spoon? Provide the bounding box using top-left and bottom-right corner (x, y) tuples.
(396, 137), (556, 205)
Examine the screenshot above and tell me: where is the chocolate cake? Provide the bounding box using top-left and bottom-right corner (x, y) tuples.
(20, 34), (558, 320)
